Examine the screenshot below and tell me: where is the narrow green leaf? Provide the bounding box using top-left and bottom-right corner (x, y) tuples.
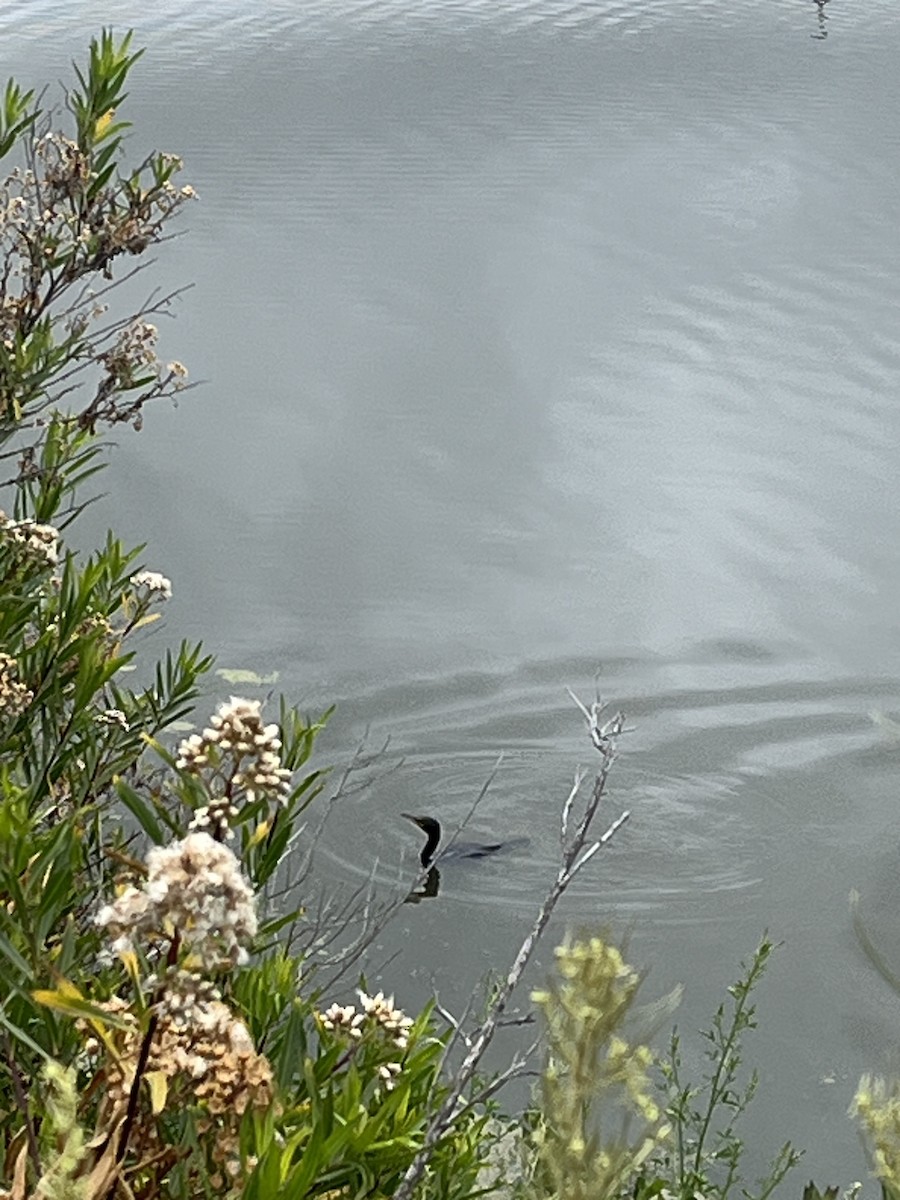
(0, 1005), (51, 1060)
(115, 776), (166, 843)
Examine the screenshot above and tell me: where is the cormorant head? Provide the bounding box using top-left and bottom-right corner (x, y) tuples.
(401, 813), (441, 839)
(401, 813), (442, 865)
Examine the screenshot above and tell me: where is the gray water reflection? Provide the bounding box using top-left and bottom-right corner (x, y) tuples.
(5, 0), (900, 1185)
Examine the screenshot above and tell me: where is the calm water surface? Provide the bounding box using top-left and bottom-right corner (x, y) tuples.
(5, 0), (900, 1181)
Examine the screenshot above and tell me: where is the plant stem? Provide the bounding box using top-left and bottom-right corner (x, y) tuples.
(691, 941), (769, 1180)
(3, 1032), (41, 1177)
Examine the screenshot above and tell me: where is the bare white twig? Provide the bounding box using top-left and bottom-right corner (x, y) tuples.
(462, 1039), (540, 1111)
(565, 686), (592, 723)
(567, 683), (634, 752)
(560, 769), (585, 849)
(433, 997), (474, 1052)
(569, 807), (631, 875)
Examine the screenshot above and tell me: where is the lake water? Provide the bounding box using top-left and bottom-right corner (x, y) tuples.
(5, 0), (900, 1184)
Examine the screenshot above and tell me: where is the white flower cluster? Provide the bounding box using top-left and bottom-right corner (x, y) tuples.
(2, 135), (195, 432)
(189, 797), (240, 842)
(36, 132), (90, 198)
(95, 831), (257, 970)
(318, 990), (414, 1053)
(176, 697), (292, 806)
(166, 360), (189, 391)
(81, 969), (273, 1125)
(377, 1061), (402, 1089)
(318, 995), (407, 1090)
(102, 321), (160, 389)
(154, 969), (257, 1057)
(97, 707), (130, 731)
(358, 990), (415, 1050)
(130, 569), (172, 601)
(319, 1003), (365, 1039)
(0, 510), (60, 568)
(151, 966), (221, 1028)
(0, 652), (33, 718)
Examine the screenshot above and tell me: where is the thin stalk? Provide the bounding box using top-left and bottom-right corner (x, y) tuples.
(3, 1032), (41, 1177)
(691, 945), (768, 1178)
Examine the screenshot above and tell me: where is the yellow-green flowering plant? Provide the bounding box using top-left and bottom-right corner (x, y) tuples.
(852, 1075), (900, 1200)
(525, 935), (669, 1200)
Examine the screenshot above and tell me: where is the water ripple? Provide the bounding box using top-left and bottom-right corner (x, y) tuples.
(6, 0), (899, 53)
(314, 652), (899, 919)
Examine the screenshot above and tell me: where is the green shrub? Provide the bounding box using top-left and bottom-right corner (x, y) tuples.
(0, 34), (499, 1200)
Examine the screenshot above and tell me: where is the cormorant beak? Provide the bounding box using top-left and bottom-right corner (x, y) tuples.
(401, 812), (427, 831)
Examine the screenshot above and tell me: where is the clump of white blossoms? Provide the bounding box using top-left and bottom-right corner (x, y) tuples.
(0, 651), (33, 718)
(319, 1003), (366, 1040)
(0, 510), (61, 568)
(358, 990), (415, 1051)
(95, 831), (257, 970)
(177, 696), (292, 807)
(318, 991), (414, 1052)
(317, 992), (413, 1093)
(102, 320), (161, 390)
(130, 568), (173, 601)
(166, 359), (189, 389)
(80, 967), (273, 1156)
(189, 796), (240, 842)
(97, 706), (130, 731)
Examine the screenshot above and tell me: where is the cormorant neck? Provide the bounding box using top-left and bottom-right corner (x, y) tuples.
(420, 819), (441, 866)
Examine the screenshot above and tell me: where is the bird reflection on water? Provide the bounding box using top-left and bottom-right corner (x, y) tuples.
(404, 863), (441, 905)
(401, 813), (520, 903)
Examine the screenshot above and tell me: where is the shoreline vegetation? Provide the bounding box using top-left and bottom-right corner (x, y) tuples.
(0, 32), (896, 1200)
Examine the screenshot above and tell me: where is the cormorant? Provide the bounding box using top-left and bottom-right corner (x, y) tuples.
(401, 813), (504, 868)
